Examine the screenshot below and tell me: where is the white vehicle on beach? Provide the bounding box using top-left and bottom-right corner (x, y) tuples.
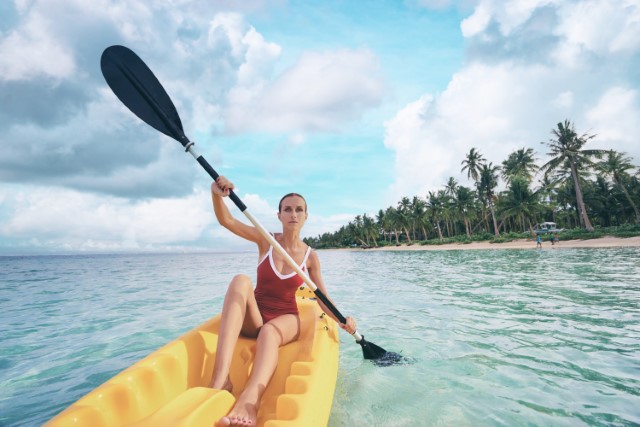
(534, 222), (563, 235)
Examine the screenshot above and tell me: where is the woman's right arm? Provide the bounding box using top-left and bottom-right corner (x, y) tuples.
(211, 177), (266, 247)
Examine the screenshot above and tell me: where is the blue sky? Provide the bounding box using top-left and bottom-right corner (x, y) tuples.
(1, 0), (639, 254)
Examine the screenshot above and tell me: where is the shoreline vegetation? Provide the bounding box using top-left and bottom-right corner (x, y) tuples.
(343, 234), (640, 251)
(304, 121), (640, 251)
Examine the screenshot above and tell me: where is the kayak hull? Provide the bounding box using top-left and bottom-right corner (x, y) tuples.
(46, 287), (339, 427)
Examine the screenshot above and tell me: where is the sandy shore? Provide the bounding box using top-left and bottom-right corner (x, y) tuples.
(355, 235), (640, 251)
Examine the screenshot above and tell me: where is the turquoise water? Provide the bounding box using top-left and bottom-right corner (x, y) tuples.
(1, 248), (639, 426)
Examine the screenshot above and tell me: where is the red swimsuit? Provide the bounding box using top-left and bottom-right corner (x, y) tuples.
(254, 245), (312, 323)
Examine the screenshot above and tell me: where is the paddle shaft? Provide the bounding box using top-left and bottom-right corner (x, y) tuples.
(185, 144), (362, 341)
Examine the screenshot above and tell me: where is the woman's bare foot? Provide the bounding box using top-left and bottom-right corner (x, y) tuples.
(215, 397), (257, 427)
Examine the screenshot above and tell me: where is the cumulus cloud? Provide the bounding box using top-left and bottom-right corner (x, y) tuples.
(0, 11), (75, 81)
(586, 87), (640, 146)
(225, 47), (385, 134)
(0, 1), (390, 253)
(0, 184), (346, 253)
(0, 3), (384, 199)
(384, 0), (640, 200)
(0, 1), (214, 198)
(0, 185), (213, 252)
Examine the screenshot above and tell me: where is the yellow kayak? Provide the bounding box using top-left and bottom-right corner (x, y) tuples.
(46, 287), (340, 427)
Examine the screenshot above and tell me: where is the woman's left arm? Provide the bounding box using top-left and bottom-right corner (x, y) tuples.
(306, 250), (357, 334)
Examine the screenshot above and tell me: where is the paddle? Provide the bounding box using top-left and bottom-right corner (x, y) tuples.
(100, 45), (404, 366)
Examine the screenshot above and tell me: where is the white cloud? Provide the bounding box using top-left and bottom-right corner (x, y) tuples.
(0, 2), (387, 253)
(3, 0), (638, 254)
(385, 0), (640, 200)
(461, 0), (554, 37)
(553, 91), (574, 109)
(556, 0), (640, 55)
(0, 8), (75, 81)
(225, 48), (385, 133)
(0, 186), (213, 252)
(0, 185), (346, 253)
(385, 63), (553, 196)
(460, 1), (492, 37)
(388, 72), (635, 193)
(585, 87), (640, 147)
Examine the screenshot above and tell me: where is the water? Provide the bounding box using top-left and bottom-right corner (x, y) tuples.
(1, 248), (639, 426)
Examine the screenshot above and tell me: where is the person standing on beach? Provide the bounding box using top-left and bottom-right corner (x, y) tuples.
(209, 176), (357, 427)
(536, 234), (542, 248)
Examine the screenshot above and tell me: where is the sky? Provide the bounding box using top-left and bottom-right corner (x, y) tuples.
(1, 0), (639, 255)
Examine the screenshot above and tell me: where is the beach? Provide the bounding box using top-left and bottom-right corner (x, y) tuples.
(361, 235), (640, 251)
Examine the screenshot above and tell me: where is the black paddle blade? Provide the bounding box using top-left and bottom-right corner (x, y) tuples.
(100, 45), (190, 147)
(358, 336), (407, 367)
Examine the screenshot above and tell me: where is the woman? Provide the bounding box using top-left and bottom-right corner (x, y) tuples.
(209, 176), (357, 427)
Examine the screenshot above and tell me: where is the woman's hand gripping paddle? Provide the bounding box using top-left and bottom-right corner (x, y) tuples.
(100, 45), (405, 366)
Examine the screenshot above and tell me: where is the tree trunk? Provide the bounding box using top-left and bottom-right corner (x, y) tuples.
(403, 227), (413, 243)
(464, 217), (471, 239)
(489, 201), (500, 237)
(482, 204), (489, 231)
(570, 163), (594, 231)
(616, 178), (640, 223)
(436, 222), (443, 241)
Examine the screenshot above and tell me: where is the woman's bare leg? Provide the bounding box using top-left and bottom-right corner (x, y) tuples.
(216, 314), (300, 427)
(209, 274), (262, 390)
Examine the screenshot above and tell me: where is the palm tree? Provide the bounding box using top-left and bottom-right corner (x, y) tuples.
(501, 147), (538, 184)
(537, 174), (558, 222)
(362, 213), (379, 247)
(590, 175), (617, 227)
(385, 206), (402, 245)
(376, 209), (391, 243)
(539, 120), (606, 232)
(410, 196), (428, 240)
(478, 162), (501, 237)
(497, 177), (543, 233)
(427, 191), (445, 241)
(397, 197), (413, 243)
(461, 148), (486, 183)
(454, 186), (476, 238)
(445, 177), (458, 197)
(442, 191), (456, 237)
(597, 151), (640, 223)
(554, 180), (580, 229)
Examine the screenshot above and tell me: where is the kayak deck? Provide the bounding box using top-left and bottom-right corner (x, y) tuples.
(46, 287), (339, 427)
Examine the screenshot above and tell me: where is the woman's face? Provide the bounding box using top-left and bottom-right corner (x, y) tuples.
(277, 195), (307, 229)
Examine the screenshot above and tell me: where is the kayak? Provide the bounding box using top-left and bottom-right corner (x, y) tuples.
(46, 287), (340, 427)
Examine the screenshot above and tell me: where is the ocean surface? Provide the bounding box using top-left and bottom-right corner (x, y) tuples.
(1, 248), (639, 426)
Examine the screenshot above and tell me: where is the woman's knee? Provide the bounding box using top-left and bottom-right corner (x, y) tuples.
(227, 274), (253, 293)
(258, 318), (299, 347)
